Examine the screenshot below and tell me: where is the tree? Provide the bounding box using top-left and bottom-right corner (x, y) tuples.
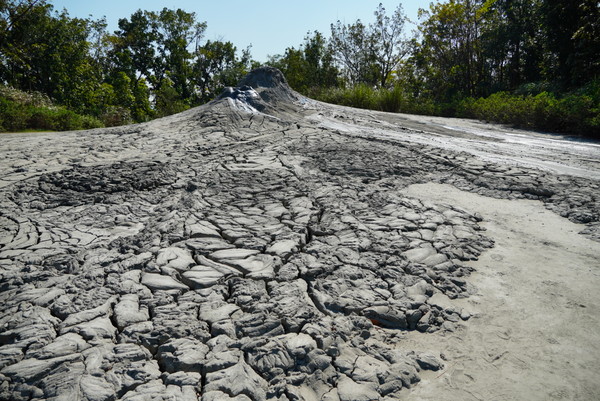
(110, 10), (158, 82)
(0, 0), (45, 48)
(194, 40), (238, 102)
(542, 0), (600, 87)
(154, 77), (187, 117)
(193, 41), (255, 103)
(152, 8), (206, 103)
(107, 7), (211, 118)
(0, 0), (109, 113)
(371, 3), (409, 87)
(477, 0), (544, 91)
(271, 46), (307, 90)
(267, 31), (339, 93)
(330, 3), (408, 87)
(571, 0), (600, 84)
(330, 19), (378, 85)
(410, 0), (486, 101)
(131, 77), (152, 121)
(0, 0), (56, 89)
(302, 31), (339, 88)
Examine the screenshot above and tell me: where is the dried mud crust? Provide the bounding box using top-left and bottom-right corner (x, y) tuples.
(0, 67), (598, 400)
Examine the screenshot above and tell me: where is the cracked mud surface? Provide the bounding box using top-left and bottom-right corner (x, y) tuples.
(1, 67), (599, 400)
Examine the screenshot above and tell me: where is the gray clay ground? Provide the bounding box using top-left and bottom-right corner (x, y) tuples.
(1, 67), (599, 401)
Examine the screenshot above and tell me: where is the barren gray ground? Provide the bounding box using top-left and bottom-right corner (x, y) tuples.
(1, 67), (599, 401)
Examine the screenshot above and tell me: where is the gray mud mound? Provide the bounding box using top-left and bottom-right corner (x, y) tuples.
(216, 66), (303, 117)
(1, 67), (599, 401)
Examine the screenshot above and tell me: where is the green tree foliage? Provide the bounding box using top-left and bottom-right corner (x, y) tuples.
(330, 3), (408, 87)
(330, 20), (377, 85)
(268, 31), (339, 93)
(482, 0), (544, 90)
(303, 31), (339, 89)
(108, 7), (207, 116)
(0, 2), (257, 128)
(268, 49), (304, 90)
(152, 8), (206, 104)
(410, 0), (600, 102)
(110, 10), (158, 82)
(131, 78), (152, 122)
(370, 3), (409, 87)
(194, 40), (237, 101)
(106, 7), (252, 117)
(194, 41), (254, 102)
(541, 0), (600, 87)
(410, 0), (486, 101)
(154, 77), (188, 117)
(0, 0), (105, 111)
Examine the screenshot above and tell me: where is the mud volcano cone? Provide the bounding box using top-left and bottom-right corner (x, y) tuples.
(216, 66), (303, 114)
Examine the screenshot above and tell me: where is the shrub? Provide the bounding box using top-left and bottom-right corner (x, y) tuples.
(100, 106), (133, 127)
(0, 86), (103, 132)
(0, 86), (54, 108)
(376, 86), (404, 113)
(0, 97), (31, 131)
(28, 108), (55, 130)
(80, 115), (104, 130)
(456, 87), (600, 137)
(312, 85), (377, 110)
(347, 84), (377, 110)
(50, 108), (103, 131)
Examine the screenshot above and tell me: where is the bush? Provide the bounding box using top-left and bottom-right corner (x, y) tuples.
(0, 97), (31, 131)
(376, 86), (404, 113)
(347, 84), (377, 110)
(28, 108), (55, 130)
(456, 85), (600, 137)
(313, 84), (377, 110)
(0, 86), (54, 108)
(556, 94), (598, 134)
(100, 106), (133, 127)
(27, 107), (102, 131)
(0, 86), (103, 132)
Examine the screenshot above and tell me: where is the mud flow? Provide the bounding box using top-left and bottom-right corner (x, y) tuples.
(1, 67), (599, 400)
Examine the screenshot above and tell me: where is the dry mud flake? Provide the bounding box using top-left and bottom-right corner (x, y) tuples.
(1, 66), (599, 401)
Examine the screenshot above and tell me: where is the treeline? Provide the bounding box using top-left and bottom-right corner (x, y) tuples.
(270, 0), (599, 137)
(0, 0), (257, 131)
(1, 0), (599, 137)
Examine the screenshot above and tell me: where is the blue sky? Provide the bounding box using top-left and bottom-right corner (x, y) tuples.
(50, 0), (435, 62)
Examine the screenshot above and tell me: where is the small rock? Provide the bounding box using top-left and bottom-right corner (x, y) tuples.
(415, 353), (443, 371)
(336, 376), (379, 401)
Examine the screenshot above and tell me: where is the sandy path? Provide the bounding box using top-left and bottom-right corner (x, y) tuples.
(399, 183), (600, 401)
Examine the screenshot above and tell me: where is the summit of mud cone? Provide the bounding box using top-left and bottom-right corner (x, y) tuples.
(215, 66), (303, 115)
(238, 66), (290, 89)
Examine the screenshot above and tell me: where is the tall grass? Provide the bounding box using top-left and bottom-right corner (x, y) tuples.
(311, 84), (439, 115)
(312, 84), (377, 110)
